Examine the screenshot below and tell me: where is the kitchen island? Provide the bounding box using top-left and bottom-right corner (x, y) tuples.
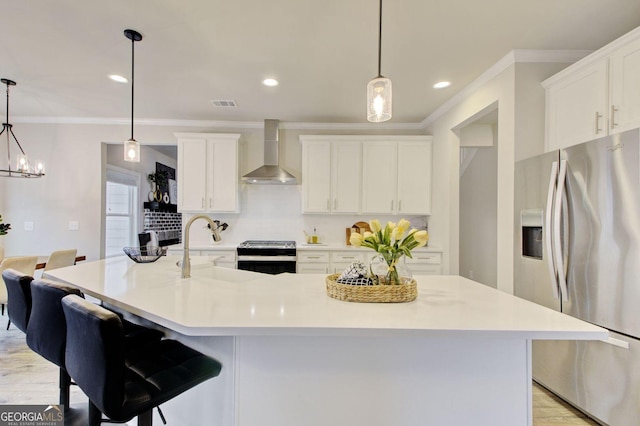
(45, 256), (606, 426)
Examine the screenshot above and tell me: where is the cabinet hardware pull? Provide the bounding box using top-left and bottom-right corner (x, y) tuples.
(595, 112), (603, 133)
(327, 199), (330, 211)
(334, 199), (337, 210)
(209, 198), (212, 208)
(390, 200), (394, 211)
(611, 105), (619, 129)
(308, 256), (320, 259)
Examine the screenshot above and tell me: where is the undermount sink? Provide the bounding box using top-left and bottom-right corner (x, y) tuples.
(175, 256), (219, 270)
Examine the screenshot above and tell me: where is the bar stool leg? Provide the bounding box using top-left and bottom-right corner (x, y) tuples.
(59, 369), (70, 409)
(137, 410), (152, 426)
(88, 401), (102, 426)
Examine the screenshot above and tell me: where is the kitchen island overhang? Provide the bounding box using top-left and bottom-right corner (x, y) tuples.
(44, 256), (606, 426)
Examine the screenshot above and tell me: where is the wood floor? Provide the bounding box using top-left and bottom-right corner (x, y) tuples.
(0, 312), (601, 425)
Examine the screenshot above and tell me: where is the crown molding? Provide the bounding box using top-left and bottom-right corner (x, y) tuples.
(12, 116), (425, 131)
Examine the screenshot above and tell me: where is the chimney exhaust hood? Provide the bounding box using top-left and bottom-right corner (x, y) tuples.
(242, 119), (297, 185)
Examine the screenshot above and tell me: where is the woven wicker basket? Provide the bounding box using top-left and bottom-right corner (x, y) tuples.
(325, 274), (417, 303)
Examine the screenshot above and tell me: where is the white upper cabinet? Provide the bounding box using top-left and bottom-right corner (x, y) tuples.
(332, 141), (361, 213)
(301, 141), (332, 213)
(609, 36), (640, 133)
(177, 137), (208, 212)
(362, 139), (433, 215)
(176, 133), (240, 213)
(301, 137), (361, 214)
(361, 141), (397, 214)
(397, 140), (432, 215)
(544, 27), (640, 151)
(545, 60), (608, 151)
(301, 135), (432, 215)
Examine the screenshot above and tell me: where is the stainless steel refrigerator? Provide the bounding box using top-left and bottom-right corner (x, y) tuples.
(514, 128), (640, 426)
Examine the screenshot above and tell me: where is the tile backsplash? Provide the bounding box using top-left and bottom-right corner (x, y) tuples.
(143, 209), (182, 245)
(180, 185), (428, 247)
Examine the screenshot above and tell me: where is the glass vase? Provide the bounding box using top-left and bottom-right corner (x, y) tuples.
(369, 254), (412, 285)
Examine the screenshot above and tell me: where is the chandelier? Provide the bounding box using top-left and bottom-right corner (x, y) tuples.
(0, 78), (45, 178)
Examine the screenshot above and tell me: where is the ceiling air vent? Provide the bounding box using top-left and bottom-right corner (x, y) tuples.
(210, 99), (238, 107)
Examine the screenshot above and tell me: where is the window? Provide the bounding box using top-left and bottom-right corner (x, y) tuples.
(105, 167), (140, 258)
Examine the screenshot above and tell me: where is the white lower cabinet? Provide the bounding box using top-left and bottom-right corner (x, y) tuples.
(297, 249), (442, 276)
(405, 252), (443, 275)
(297, 251), (330, 274)
(330, 251), (367, 274)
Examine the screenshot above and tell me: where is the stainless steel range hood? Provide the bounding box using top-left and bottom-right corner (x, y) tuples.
(242, 119), (297, 185)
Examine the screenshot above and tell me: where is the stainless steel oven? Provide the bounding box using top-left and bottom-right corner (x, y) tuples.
(236, 240), (297, 274)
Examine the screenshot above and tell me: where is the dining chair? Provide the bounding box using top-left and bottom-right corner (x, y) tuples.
(0, 256), (38, 319)
(1, 269), (34, 332)
(43, 249), (78, 272)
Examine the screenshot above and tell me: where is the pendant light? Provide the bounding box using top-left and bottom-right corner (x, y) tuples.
(367, 0), (392, 123)
(0, 78), (45, 178)
(124, 29), (142, 162)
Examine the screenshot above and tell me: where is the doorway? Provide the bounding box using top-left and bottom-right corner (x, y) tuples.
(105, 166), (140, 257)
(458, 110), (498, 288)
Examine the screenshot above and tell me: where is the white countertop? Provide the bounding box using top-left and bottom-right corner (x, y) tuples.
(44, 255), (606, 340)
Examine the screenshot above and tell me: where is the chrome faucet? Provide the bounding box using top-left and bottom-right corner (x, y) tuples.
(181, 214), (219, 278)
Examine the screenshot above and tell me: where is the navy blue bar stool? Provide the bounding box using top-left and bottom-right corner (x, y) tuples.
(62, 294), (222, 426)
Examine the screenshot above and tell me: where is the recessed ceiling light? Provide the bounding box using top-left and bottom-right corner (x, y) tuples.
(433, 81), (451, 89)
(262, 78), (279, 87)
(109, 74), (128, 84)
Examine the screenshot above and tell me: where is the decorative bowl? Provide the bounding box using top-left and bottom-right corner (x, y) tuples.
(123, 246), (167, 263)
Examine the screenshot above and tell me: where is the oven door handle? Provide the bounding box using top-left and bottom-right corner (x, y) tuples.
(237, 255), (297, 262)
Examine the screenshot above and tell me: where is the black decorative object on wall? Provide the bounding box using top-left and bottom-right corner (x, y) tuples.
(155, 162), (176, 205)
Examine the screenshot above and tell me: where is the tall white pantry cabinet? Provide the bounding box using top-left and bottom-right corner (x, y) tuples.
(300, 135), (433, 215)
(175, 133), (241, 213)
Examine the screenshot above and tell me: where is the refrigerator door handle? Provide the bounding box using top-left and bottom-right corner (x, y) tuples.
(545, 161), (560, 300)
(553, 159), (569, 302)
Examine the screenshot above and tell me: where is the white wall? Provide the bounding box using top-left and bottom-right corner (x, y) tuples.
(459, 141), (498, 288)
(514, 63), (564, 162)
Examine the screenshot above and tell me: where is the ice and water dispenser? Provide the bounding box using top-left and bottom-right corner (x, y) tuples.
(521, 209), (543, 259)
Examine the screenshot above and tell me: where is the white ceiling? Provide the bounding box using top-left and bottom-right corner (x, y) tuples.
(2, 0), (640, 126)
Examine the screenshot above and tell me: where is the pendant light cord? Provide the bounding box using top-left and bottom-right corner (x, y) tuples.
(4, 83), (8, 125)
(2, 80), (26, 156)
(130, 34), (135, 141)
(377, 0), (383, 78)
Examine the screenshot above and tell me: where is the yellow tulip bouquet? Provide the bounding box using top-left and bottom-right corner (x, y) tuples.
(349, 219), (428, 285)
